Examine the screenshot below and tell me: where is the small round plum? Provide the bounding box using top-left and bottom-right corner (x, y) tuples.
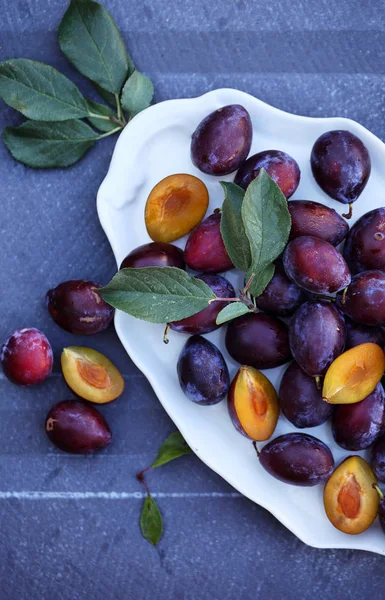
(372, 435), (385, 483)
(191, 105), (252, 175)
(45, 400), (112, 454)
(234, 149), (300, 198)
(46, 280), (114, 335)
(120, 242), (185, 270)
(1, 328), (53, 386)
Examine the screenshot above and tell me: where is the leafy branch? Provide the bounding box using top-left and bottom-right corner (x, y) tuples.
(136, 432), (192, 546)
(0, 0), (154, 168)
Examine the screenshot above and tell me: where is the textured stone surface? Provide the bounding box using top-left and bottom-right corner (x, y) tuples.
(1, 0), (385, 598)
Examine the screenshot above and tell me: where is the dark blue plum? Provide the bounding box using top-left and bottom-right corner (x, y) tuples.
(279, 361), (333, 428)
(289, 301), (346, 377)
(177, 335), (230, 405)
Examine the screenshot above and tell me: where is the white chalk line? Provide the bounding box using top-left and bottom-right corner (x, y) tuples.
(0, 491), (242, 500)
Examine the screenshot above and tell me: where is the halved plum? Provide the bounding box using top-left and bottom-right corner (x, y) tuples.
(61, 346), (124, 404)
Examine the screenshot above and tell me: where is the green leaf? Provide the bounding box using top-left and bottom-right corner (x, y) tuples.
(220, 181), (251, 272)
(93, 83), (117, 108)
(86, 98), (117, 132)
(98, 267), (216, 323)
(58, 0), (134, 94)
(0, 58), (89, 121)
(2, 119), (99, 168)
(140, 494), (163, 546)
(216, 302), (252, 325)
(121, 70), (154, 117)
(247, 263), (275, 298)
(152, 432), (192, 469)
(242, 169), (291, 270)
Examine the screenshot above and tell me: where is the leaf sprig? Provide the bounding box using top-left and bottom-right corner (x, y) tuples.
(137, 432), (192, 546)
(0, 0), (154, 168)
(99, 170), (292, 327)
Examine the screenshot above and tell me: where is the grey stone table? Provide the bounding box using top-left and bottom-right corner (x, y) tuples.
(1, 1), (385, 598)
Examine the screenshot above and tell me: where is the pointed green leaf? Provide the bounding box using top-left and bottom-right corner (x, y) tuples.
(241, 169), (291, 270)
(151, 432), (192, 469)
(0, 59), (89, 121)
(86, 99), (117, 132)
(2, 119), (99, 168)
(220, 182), (251, 272)
(216, 302), (252, 325)
(140, 494), (163, 546)
(58, 0), (133, 94)
(121, 70), (154, 117)
(247, 263), (275, 298)
(98, 267), (216, 323)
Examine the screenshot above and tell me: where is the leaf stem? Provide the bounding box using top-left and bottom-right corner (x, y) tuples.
(243, 273), (255, 294)
(96, 126), (122, 140)
(208, 297), (241, 305)
(88, 112), (112, 121)
(137, 466), (152, 494)
(115, 92), (126, 125)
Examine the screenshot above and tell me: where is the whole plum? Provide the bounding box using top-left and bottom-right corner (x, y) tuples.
(289, 301), (346, 377)
(311, 130), (371, 217)
(332, 383), (385, 451)
(120, 242), (185, 269)
(279, 361), (333, 428)
(47, 280), (114, 335)
(191, 105), (252, 175)
(344, 208), (385, 273)
(288, 200), (349, 246)
(1, 328), (53, 386)
(283, 235), (351, 294)
(225, 313), (291, 370)
(45, 400), (112, 454)
(337, 270), (385, 326)
(177, 335), (229, 405)
(254, 262), (305, 316)
(234, 150), (300, 198)
(170, 274), (235, 334)
(184, 212), (234, 273)
(345, 317), (385, 351)
(258, 433), (334, 486)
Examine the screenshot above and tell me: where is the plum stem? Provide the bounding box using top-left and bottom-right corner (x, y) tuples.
(315, 376), (322, 390)
(252, 441), (261, 457)
(163, 324), (170, 344)
(372, 483), (384, 499)
(340, 286), (349, 305)
(342, 203), (353, 219)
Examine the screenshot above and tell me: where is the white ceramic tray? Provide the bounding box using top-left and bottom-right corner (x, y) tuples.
(97, 88), (385, 554)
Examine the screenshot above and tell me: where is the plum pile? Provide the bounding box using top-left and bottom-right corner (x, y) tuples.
(2, 102), (385, 538)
